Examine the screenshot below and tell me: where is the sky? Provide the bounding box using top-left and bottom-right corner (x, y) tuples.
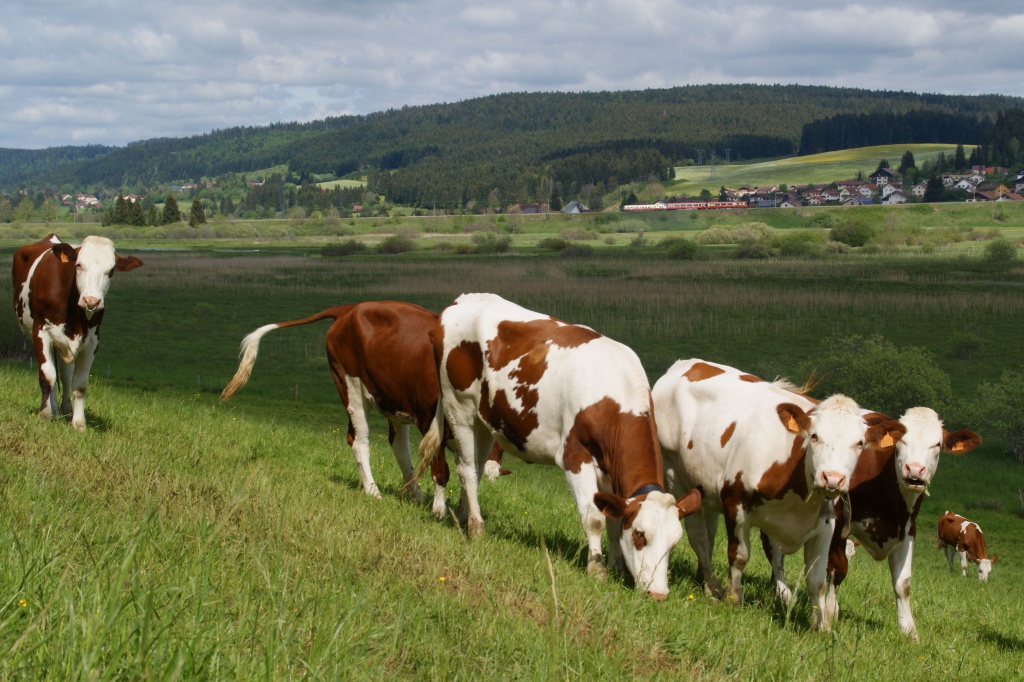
(2, 0), (1023, 150)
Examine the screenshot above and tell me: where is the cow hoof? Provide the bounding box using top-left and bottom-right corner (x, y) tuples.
(72, 422), (86, 433)
(467, 516), (485, 539)
(365, 485), (383, 500)
(587, 556), (607, 580)
(483, 460), (501, 481)
(432, 502), (447, 520)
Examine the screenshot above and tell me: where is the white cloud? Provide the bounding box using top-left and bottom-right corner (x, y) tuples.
(0, 0), (1021, 149)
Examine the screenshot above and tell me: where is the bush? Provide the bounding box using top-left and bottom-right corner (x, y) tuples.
(321, 239), (368, 257)
(968, 370), (1024, 463)
(984, 238), (1018, 262)
(810, 213), (836, 230)
(664, 238), (700, 260)
(471, 232), (512, 254)
(735, 242), (773, 259)
(559, 226), (597, 242)
(775, 231), (824, 258)
(830, 220), (875, 247)
(560, 243), (594, 258)
(947, 331), (985, 360)
(375, 235), (417, 254)
(539, 237), (569, 251)
(802, 334), (952, 418)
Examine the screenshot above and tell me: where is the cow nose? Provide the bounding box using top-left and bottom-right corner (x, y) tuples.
(819, 471), (846, 493)
(82, 296), (101, 311)
(903, 463), (926, 481)
(647, 590), (668, 602)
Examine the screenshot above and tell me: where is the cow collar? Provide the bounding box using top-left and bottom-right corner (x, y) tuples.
(629, 483), (664, 499)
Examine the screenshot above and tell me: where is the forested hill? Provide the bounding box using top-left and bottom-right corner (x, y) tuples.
(2, 84), (1022, 206)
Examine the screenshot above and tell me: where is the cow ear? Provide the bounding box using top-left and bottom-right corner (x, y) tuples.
(776, 403), (811, 434)
(675, 488), (702, 519)
(594, 492), (627, 520)
(866, 420), (906, 449)
(115, 254), (144, 272)
(990, 554), (997, 563)
(51, 243), (77, 264)
(944, 429), (981, 455)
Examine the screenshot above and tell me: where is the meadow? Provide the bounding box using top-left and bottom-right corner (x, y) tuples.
(1, 219), (1023, 679)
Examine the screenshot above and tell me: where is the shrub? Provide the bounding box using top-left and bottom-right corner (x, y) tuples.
(664, 238), (700, 260)
(824, 240), (852, 255)
(321, 239), (367, 257)
(830, 219), (875, 247)
(802, 334), (952, 418)
(695, 226), (734, 245)
(735, 242), (773, 259)
(559, 226), (597, 242)
(775, 231), (824, 258)
(947, 331), (985, 360)
(375, 235), (417, 254)
(471, 232), (512, 254)
(539, 237), (569, 251)
(560, 243), (594, 258)
(810, 213), (836, 230)
(968, 370), (1024, 463)
(984, 238), (1018, 262)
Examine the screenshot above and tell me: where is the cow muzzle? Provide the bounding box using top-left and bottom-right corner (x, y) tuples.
(902, 463), (928, 490)
(818, 471), (847, 496)
(80, 296), (103, 317)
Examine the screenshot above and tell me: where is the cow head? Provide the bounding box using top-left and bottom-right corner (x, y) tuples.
(54, 236), (143, 319)
(779, 395), (897, 497)
(978, 555), (996, 581)
(894, 407), (981, 495)
(594, 488), (701, 599)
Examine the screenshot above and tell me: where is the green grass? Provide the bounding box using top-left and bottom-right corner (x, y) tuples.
(669, 145), (965, 195)
(1, 223), (1024, 679)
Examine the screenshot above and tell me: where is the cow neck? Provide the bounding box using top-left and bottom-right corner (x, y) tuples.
(604, 420), (664, 500)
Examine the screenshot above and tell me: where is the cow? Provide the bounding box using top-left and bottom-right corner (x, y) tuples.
(418, 293), (701, 599)
(12, 233), (143, 431)
(651, 359), (905, 630)
(222, 300), (470, 513)
(937, 511), (996, 581)
(762, 407), (981, 640)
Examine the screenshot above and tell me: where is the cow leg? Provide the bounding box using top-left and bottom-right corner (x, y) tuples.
(69, 335), (98, 431)
(565, 463), (608, 579)
(388, 419), (425, 504)
(429, 450), (450, 520)
(451, 423), (492, 538)
(58, 358), (74, 419)
(887, 538), (918, 641)
(723, 506), (749, 605)
(33, 328), (58, 420)
(760, 530), (793, 606)
(483, 442), (504, 481)
(344, 379), (381, 499)
(959, 550), (969, 577)
(943, 545), (956, 572)
(685, 508), (723, 598)
(803, 518), (835, 631)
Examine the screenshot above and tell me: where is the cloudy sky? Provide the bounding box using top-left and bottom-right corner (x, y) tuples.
(2, 0), (1022, 150)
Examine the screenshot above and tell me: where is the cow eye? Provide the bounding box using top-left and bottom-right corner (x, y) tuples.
(632, 529), (648, 550)
(856, 440), (865, 448)
(810, 433), (819, 442)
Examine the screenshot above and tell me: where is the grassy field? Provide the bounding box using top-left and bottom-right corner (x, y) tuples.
(669, 145), (964, 195)
(1, 222), (1023, 679)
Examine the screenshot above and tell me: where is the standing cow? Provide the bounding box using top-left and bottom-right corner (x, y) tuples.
(652, 359), (904, 630)
(221, 300), (471, 512)
(937, 511), (996, 581)
(762, 407), (981, 640)
(419, 293), (701, 599)
(12, 233), (143, 430)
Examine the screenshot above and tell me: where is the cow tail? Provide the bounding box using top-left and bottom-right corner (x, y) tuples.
(220, 306), (350, 401)
(416, 399), (445, 480)
(220, 323), (280, 400)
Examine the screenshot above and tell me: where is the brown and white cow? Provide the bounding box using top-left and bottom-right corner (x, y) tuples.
(418, 293), (701, 599)
(762, 407), (980, 640)
(12, 233), (143, 430)
(222, 301), (467, 512)
(652, 359), (904, 630)
(937, 511), (996, 581)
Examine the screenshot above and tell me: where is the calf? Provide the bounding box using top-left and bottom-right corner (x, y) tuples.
(222, 301), (470, 512)
(419, 293), (701, 599)
(652, 359), (904, 630)
(763, 407), (980, 640)
(12, 233), (143, 430)
(937, 511), (996, 581)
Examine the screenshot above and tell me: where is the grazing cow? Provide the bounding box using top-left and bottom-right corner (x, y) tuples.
(418, 293), (701, 599)
(652, 359), (904, 629)
(762, 407), (980, 640)
(937, 511), (996, 581)
(12, 233), (143, 430)
(222, 301), (469, 513)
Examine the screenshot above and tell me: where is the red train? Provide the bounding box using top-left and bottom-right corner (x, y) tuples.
(622, 200), (747, 212)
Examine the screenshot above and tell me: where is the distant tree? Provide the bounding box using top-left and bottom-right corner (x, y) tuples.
(127, 197), (147, 226)
(969, 369), (1024, 463)
(954, 143), (967, 170)
(15, 196), (35, 222)
(188, 197), (207, 228)
(898, 150), (916, 173)
(40, 198), (57, 222)
(162, 193), (181, 224)
(147, 204), (160, 226)
(876, 158), (890, 170)
(549, 193), (562, 212)
(924, 176), (945, 202)
(0, 198), (14, 223)
(619, 190), (638, 209)
(111, 194), (129, 225)
(699, 188), (713, 201)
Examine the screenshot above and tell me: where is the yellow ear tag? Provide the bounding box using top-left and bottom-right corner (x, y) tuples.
(880, 434), (894, 448)
(787, 416), (798, 432)
(951, 442), (964, 453)
(60, 252), (69, 263)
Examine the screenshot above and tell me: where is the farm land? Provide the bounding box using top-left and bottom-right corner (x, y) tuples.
(1, 201), (1023, 679)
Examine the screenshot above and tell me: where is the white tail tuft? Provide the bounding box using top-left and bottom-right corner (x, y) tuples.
(220, 324), (279, 400)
